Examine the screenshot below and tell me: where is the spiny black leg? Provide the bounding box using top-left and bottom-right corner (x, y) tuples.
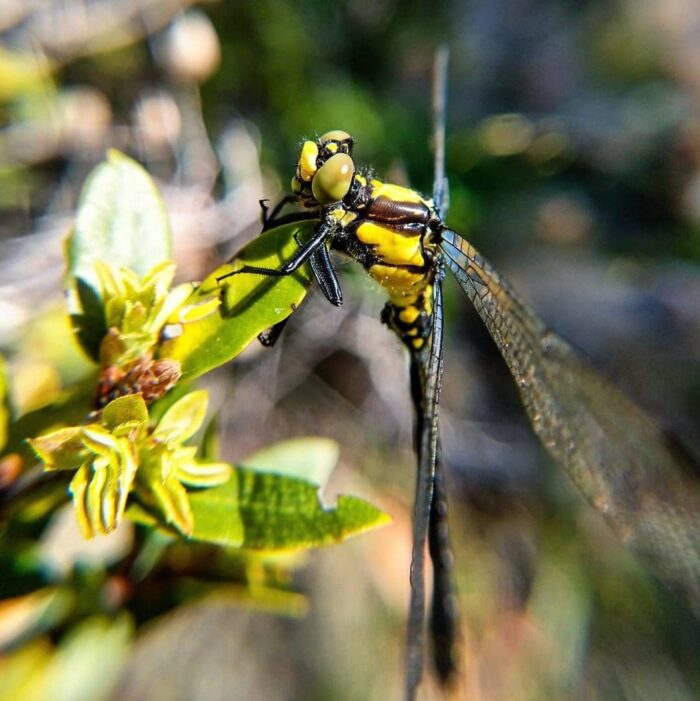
(262, 195), (299, 231)
(217, 217), (336, 283)
(291, 230), (343, 307)
(259, 198), (270, 226)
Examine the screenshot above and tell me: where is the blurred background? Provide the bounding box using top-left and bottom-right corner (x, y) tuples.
(2, 1), (700, 699)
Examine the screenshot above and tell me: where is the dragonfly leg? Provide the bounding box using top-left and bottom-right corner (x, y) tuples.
(257, 317), (291, 347)
(261, 194), (298, 230)
(217, 217), (336, 282)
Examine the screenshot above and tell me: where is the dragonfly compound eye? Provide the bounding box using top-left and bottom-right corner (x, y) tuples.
(311, 152), (355, 204)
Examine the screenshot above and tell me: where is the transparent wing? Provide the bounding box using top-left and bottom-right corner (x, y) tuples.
(440, 229), (700, 616)
(405, 274), (445, 701)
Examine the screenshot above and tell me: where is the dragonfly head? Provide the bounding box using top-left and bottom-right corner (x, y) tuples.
(292, 130), (356, 205)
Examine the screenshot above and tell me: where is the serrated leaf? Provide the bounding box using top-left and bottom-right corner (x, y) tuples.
(183, 466), (390, 551)
(152, 390), (208, 444)
(245, 437), (340, 485)
(101, 394), (149, 435)
(66, 150), (172, 360)
(158, 221), (315, 380)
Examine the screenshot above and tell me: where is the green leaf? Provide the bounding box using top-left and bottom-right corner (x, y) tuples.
(245, 437), (340, 485)
(158, 221), (315, 380)
(175, 458), (231, 488)
(28, 427), (89, 471)
(66, 431), (138, 538)
(100, 394), (149, 435)
(152, 390), (208, 444)
(182, 466), (389, 550)
(148, 475), (194, 535)
(66, 150), (172, 360)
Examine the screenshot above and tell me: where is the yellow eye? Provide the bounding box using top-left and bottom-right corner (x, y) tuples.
(311, 153), (354, 204)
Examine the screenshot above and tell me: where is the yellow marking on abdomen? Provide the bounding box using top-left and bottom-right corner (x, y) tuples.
(389, 291), (420, 307)
(369, 264), (426, 292)
(398, 306), (420, 324)
(355, 221), (425, 267)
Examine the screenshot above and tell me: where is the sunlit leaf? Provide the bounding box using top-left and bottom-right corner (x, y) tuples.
(152, 390), (208, 444)
(129, 466), (390, 550)
(28, 427), (88, 472)
(67, 436), (137, 539)
(175, 458), (231, 487)
(66, 150), (172, 360)
(147, 475), (194, 535)
(159, 221), (315, 380)
(69, 465), (95, 538)
(100, 394), (149, 436)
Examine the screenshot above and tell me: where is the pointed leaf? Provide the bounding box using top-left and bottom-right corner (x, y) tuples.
(66, 150), (172, 359)
(158, 221), (315, 380)
(176, 460), (231, 487)
(149, 476), (194, 535)
(152, 390), (208, 444)
(101, 394), (149, 435)
(86, 460), (109, 536)
(69, 465), (92, 539)
(183, 466), (390, 550)
(81, 426), (120, 458)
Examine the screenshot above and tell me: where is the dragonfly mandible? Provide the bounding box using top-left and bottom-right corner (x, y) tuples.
(220, 48), (700, 701)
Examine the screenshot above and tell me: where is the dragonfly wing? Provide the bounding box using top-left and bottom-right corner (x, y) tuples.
(440, 229), (700, 616)
(405, 274), (445, 701)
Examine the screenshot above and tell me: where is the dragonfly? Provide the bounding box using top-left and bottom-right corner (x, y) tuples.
(221, 49), (700, 700)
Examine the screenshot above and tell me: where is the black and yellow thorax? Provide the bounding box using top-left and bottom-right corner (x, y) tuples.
(292, 131), (443, 350)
